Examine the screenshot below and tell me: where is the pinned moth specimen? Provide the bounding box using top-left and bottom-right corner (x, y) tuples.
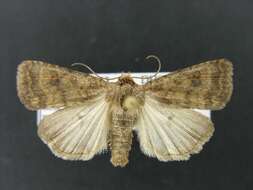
(17, 56), (233, 167)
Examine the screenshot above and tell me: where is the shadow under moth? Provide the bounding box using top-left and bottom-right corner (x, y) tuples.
(17, 57), (233, 167)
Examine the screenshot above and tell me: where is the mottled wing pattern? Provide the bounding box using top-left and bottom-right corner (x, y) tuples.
(17, 60), (107, 110)
(38, 95), (110, 160)
(134, 96), (214, 161)
(144, 59), (233, 110)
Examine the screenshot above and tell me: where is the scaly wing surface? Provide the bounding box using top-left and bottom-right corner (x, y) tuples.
(144, 59), (233, 110)
(17, 60), (107, 110)
(38, 95), (110, 160)
(134, 96), (214, 161)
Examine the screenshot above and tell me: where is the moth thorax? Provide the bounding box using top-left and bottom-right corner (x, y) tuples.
(122, 96), (141, 111)
(110, 110), (137, 167)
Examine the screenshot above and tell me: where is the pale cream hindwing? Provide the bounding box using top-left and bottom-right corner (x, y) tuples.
(38, 95), (110, 160)
(134, 96), (214, 161)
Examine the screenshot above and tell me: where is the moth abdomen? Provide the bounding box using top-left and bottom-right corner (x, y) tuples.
(110, 110), (137, 167)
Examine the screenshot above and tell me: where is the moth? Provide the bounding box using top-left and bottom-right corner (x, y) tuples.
(17, 57), (233, 167)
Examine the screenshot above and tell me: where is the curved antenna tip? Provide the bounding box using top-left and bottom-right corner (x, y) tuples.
(131, 55), (162, 80)
(71, 62), (120, 81)
(145, 54), (161, 77)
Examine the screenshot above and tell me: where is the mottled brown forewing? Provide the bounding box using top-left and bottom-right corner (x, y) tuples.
(17, 60), (108, 110)
(144, 59), (233, 110)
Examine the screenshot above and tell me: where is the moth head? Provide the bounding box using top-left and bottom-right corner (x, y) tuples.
(118, 74), (136, 86)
